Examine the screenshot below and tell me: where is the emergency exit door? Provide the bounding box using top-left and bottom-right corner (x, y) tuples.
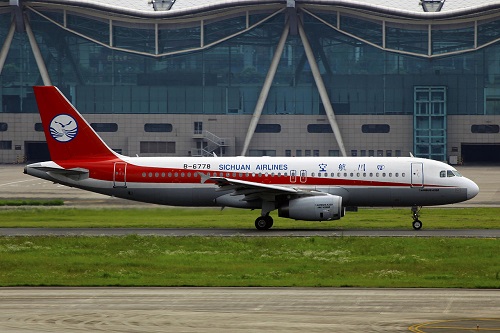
(113, 162), (127, 188)
(411, 162), (424, 188)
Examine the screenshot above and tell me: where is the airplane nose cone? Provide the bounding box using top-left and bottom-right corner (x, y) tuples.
(467, 180), (479, 200)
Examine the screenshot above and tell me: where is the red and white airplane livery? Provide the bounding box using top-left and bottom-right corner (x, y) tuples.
(25, 86), (479, 230)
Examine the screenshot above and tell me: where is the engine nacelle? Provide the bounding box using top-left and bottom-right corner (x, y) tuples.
(278, 195), (343, 221)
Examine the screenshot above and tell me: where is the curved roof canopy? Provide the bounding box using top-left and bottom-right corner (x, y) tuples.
(21, 0), (500, 19)
(7, 0), (500, 59)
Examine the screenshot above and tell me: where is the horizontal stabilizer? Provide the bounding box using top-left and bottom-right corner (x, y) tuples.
(26, 164), (89, 181)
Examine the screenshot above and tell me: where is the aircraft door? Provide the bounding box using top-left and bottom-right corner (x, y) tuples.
(290, 170), (297, 183)
(114, 162), (127, 188)
(300, 170), (307, 183)
(411, 162), (423, 188)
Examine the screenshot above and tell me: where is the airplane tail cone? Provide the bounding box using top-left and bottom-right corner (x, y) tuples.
(33, 86), (118, 162)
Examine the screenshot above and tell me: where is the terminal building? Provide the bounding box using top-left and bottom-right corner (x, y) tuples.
(0, 0), (500, 163)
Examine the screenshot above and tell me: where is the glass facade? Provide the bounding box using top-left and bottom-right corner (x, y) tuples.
(1, 6), (500, 117)
(1, 2), (500, 161)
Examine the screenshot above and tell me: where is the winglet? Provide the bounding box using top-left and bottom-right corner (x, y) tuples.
(33, 86), (118, 162)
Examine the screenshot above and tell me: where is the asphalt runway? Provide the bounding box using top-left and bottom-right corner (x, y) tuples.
(0, 227), (499, 238)
(0, 288), (499, 333)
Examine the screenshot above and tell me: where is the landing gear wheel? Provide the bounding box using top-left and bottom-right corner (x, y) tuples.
(411, 206), (422, 230)
(255, 215), (273, 230)
(411, 206), (423, 230)
(412, 220), (422, 230)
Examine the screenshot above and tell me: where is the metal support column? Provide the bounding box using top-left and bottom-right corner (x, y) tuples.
(25, 15), (52, 86)
(298, 19), (346, 156)
(0, 20), (16, 75)
(240, 21), (290, 156)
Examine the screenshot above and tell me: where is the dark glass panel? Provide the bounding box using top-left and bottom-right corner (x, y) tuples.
(38, 9), (64, 25)
(478, 18), (500, 46)
(361, 124), (390, 133)
(386, 23), (428, 55)
(432, 24), (474, 55)
(340, 14), (382, 46)
(66, 12), (109, 44)
(205, 15), (246, 45)
(308, 10), (337, 27)
(144, 123), (173, 133)
(113, 23), (155, 54)
(90, 123), (118, 132)
(158, 23), (200, 53)
(471, 124), (500, 133)
(255, 124), (281, 133)
(307, 124), (332, 133)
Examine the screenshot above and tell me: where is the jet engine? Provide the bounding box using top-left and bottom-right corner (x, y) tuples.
(278, 195), (343, 221)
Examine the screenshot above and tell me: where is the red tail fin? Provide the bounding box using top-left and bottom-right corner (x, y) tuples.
(33, 86), (118, 162)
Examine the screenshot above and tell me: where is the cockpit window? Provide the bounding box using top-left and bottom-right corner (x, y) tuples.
(442, 170), (462, 177)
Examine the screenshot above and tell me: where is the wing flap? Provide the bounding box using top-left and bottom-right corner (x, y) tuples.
(208, 176), (298, 194)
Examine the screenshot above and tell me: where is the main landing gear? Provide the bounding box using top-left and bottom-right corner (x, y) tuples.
(255, 201), (275, 230)
(411, 206), (422, 230)
(255, 214), (274, 230)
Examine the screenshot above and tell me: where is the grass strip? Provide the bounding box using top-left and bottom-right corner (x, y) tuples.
(0, 207), (499, 229)
(0, 199), (64, 206)
(0, 236), (498, 288)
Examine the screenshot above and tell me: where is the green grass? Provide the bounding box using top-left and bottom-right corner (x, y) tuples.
(0, 207), (499, 229)
(0, 199), (64, 206)
(0, 236), (498, 288)
(0, 208), (498, 288)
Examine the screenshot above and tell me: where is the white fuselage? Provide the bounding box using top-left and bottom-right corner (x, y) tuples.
(26, 155), (479, 208)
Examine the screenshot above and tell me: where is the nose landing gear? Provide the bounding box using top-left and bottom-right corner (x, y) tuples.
(411, 206), (422, 230)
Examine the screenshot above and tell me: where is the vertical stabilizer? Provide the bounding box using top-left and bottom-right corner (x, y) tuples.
(33, 86), (118, 162)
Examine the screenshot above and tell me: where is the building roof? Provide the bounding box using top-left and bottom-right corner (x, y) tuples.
(28, 0), (500, 19)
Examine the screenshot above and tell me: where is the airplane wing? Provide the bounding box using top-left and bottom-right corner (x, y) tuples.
(201, 174), (326, 202)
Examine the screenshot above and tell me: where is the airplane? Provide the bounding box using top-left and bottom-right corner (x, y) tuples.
(24, 86), (479, 230)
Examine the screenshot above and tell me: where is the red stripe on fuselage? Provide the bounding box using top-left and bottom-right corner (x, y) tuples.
(57, 160), (449, 188)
